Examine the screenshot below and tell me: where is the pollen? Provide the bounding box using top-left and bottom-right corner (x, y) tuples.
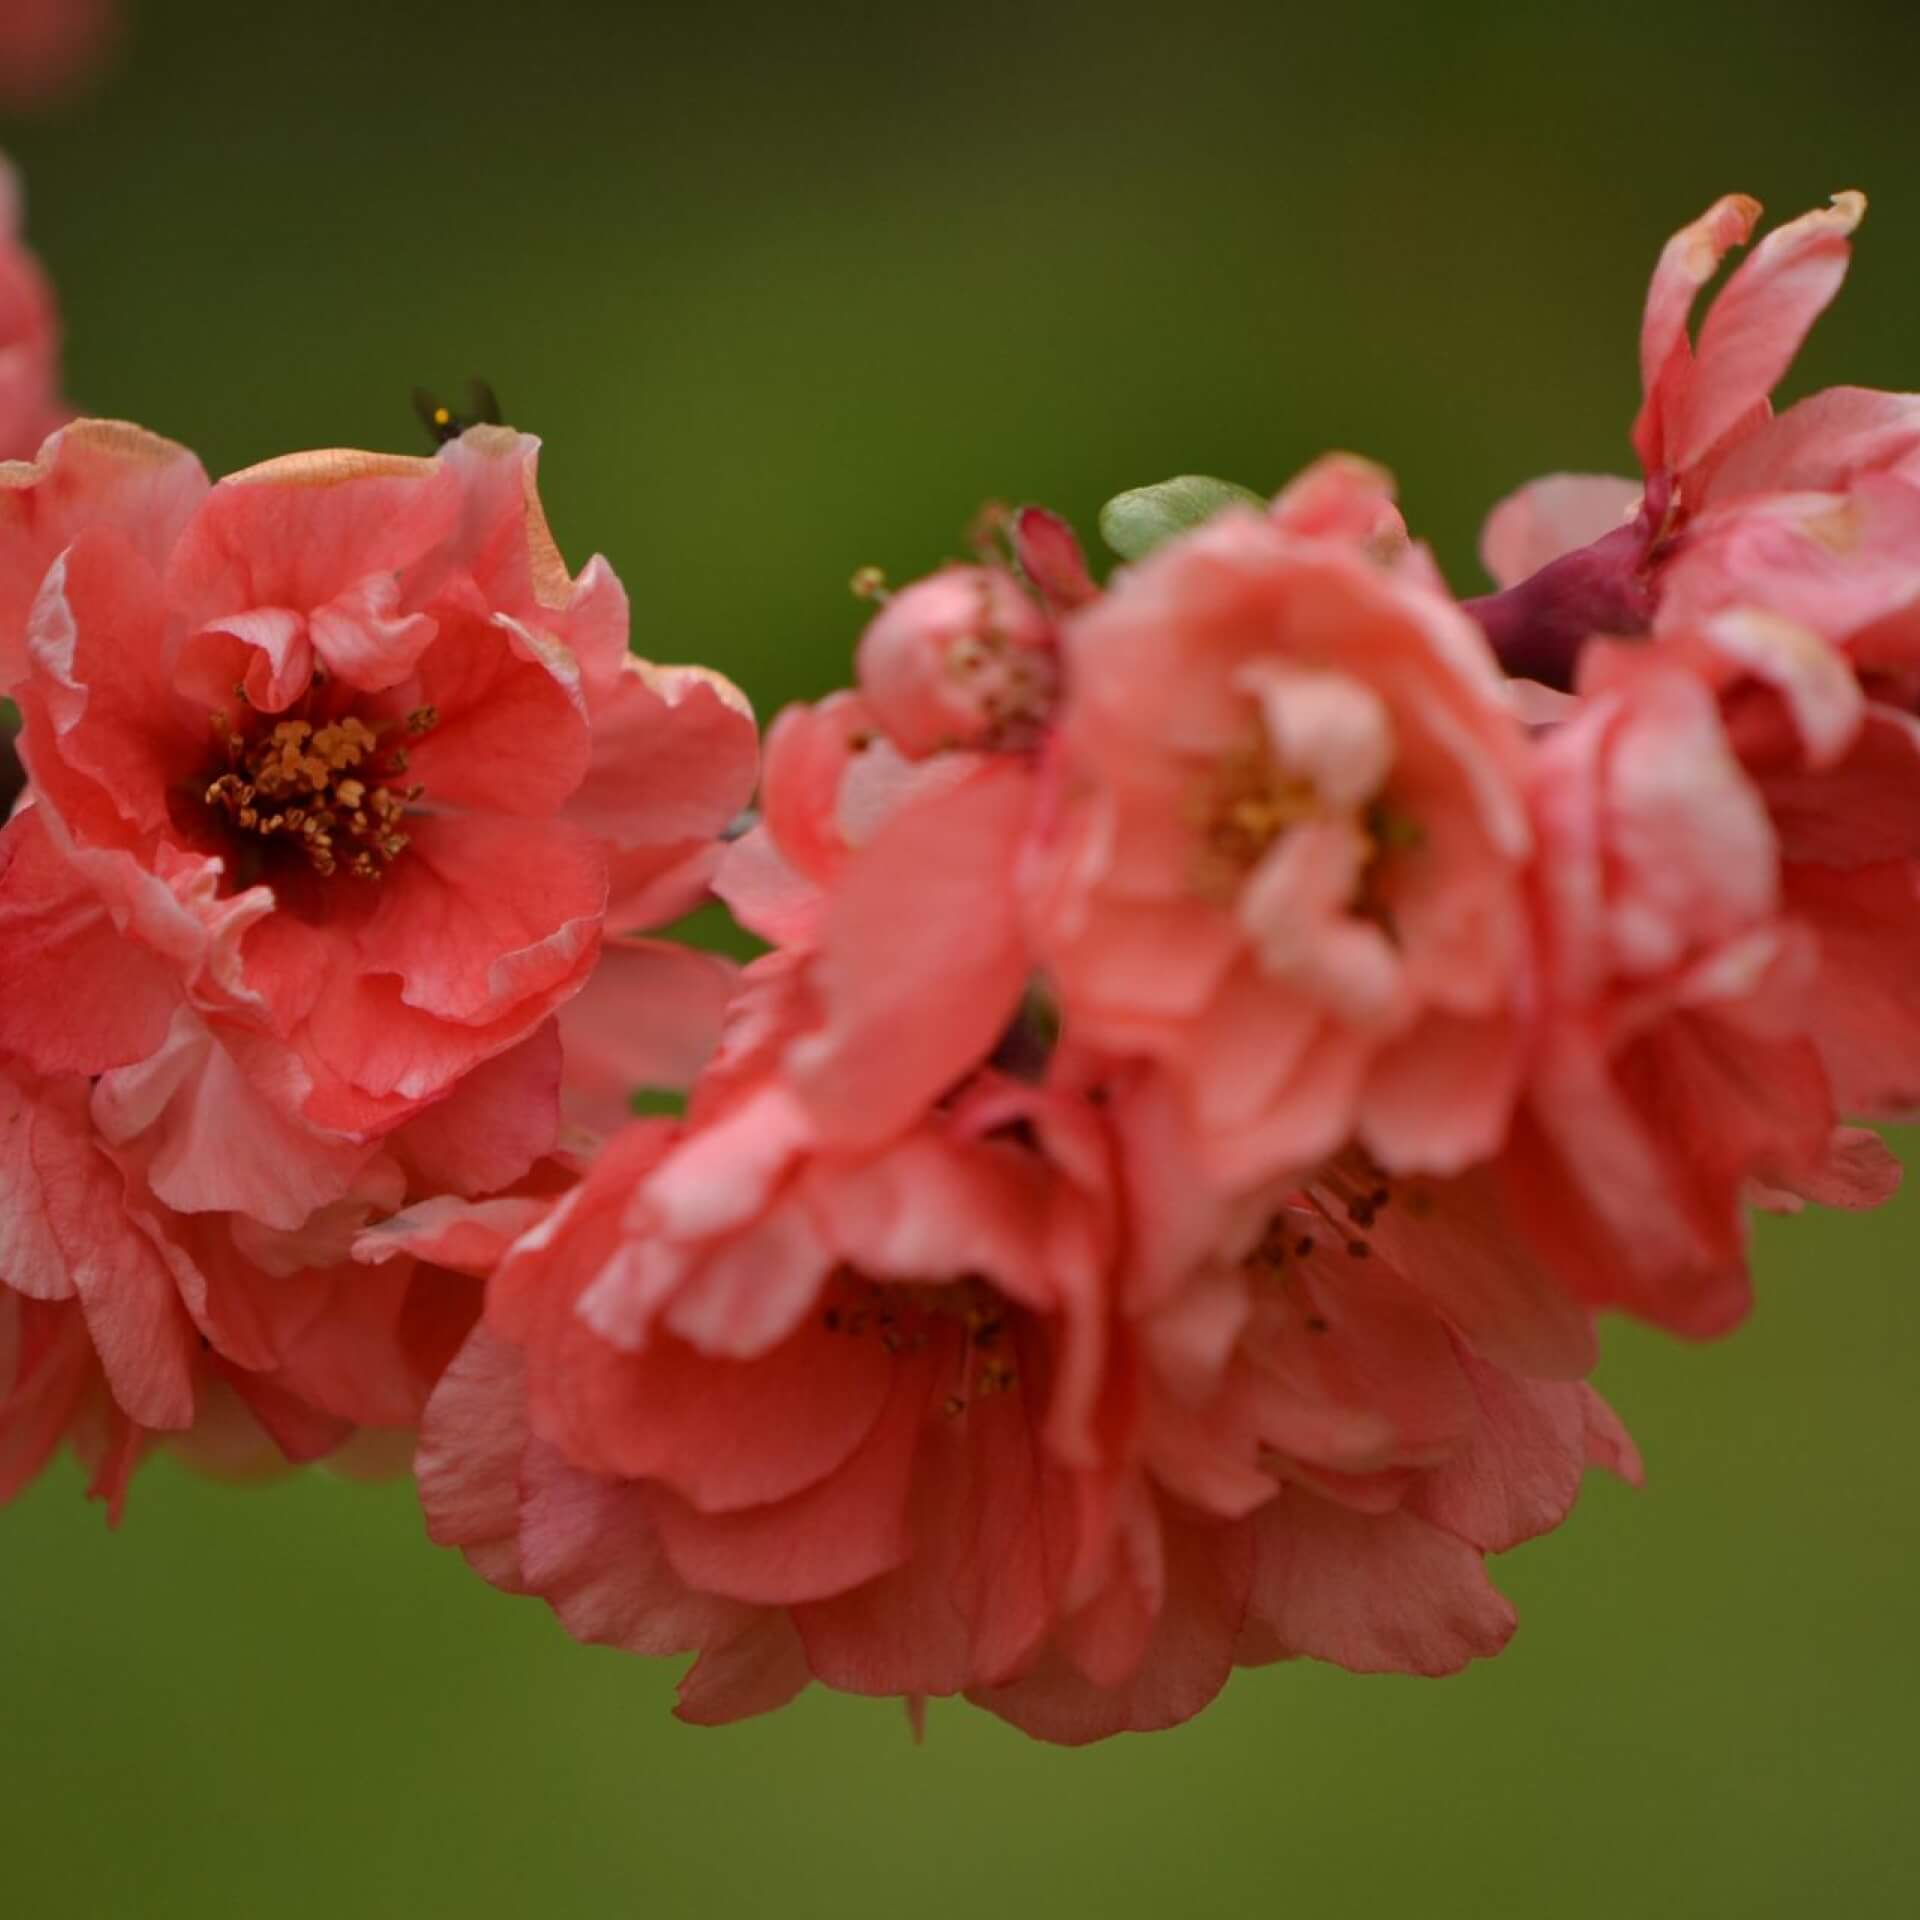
(1191, 746), (1322, 895)
(1190, 737), (1427, 925)
(204, 708), (431, 881)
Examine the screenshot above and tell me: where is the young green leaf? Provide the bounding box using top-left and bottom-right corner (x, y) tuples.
(1098, 474), (1264, 561)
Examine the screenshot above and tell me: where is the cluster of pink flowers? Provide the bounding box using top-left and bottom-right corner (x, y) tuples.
(4, 174), (1913, 1741)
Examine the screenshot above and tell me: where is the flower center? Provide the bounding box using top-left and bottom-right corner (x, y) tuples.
(819, 1269), (1021, 1411)
(202, 705), (435, 882)
(1197, 748), (1323, 883)
(945, 625), (1057, 744)
(1188, 738), (1425, 934)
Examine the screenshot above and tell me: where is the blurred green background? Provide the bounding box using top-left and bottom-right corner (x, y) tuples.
(6, 1), (1920, 1913)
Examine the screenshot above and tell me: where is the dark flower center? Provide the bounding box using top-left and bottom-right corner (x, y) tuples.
(201, 703), (435, 883)
(819, 1269), (1022, 1411)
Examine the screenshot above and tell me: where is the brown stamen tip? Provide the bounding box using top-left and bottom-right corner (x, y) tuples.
(203, 702), (424, 884)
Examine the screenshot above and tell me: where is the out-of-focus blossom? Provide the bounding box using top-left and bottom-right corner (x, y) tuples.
(0, 155), (63, 460)
(1026, 505), (1533, 1190)
(0, 0), (117, 112)
(1471, 192), (1920, 684)
(553, 936), (738, 1139)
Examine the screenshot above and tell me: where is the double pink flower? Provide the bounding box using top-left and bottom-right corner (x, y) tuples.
(0, 410), (755, 1504)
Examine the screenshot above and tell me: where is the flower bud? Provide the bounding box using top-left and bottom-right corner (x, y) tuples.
(854, 565), (1056, 758)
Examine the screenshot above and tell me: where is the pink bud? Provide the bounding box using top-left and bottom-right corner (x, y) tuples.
(855, 565), (1056, 758)
(1013, 506), (1100, 612)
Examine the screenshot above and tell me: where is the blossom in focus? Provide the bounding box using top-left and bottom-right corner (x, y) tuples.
(0, 155), (63, 460)
(0, 420), (757, 1224)
(1026, 503), (1533, 1190)
(0, 419), (202, 692)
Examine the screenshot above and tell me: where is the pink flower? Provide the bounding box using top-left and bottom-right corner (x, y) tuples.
(1, 419), (205, 693)
(415, 1058), (1118, 1731)
(1472, 192), (1920, 684)
(1501, 657), (1835, 1331)
(553, 936), (738, 1139)
(1267, 452), (1413, 557)
(2, 422), (756, 1220)
(716, 671), (1042, 1150)
(0, 158), (65, 462)
(0, 1046), (505, 1522)
(1026, 503), (1533, 1189)
(0, 1), (118, 110)
(411, 1005), (1635, 1740)
(985, 1080), (1640, 1742)
(715, 689), (930, 951)
(1590, 615), (1920, 1125)
(1357, 637), (1902, 1348)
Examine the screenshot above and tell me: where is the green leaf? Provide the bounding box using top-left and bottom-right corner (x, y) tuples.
(1097, 474), (1265, 562)
(628, 1086), (689, 1119)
